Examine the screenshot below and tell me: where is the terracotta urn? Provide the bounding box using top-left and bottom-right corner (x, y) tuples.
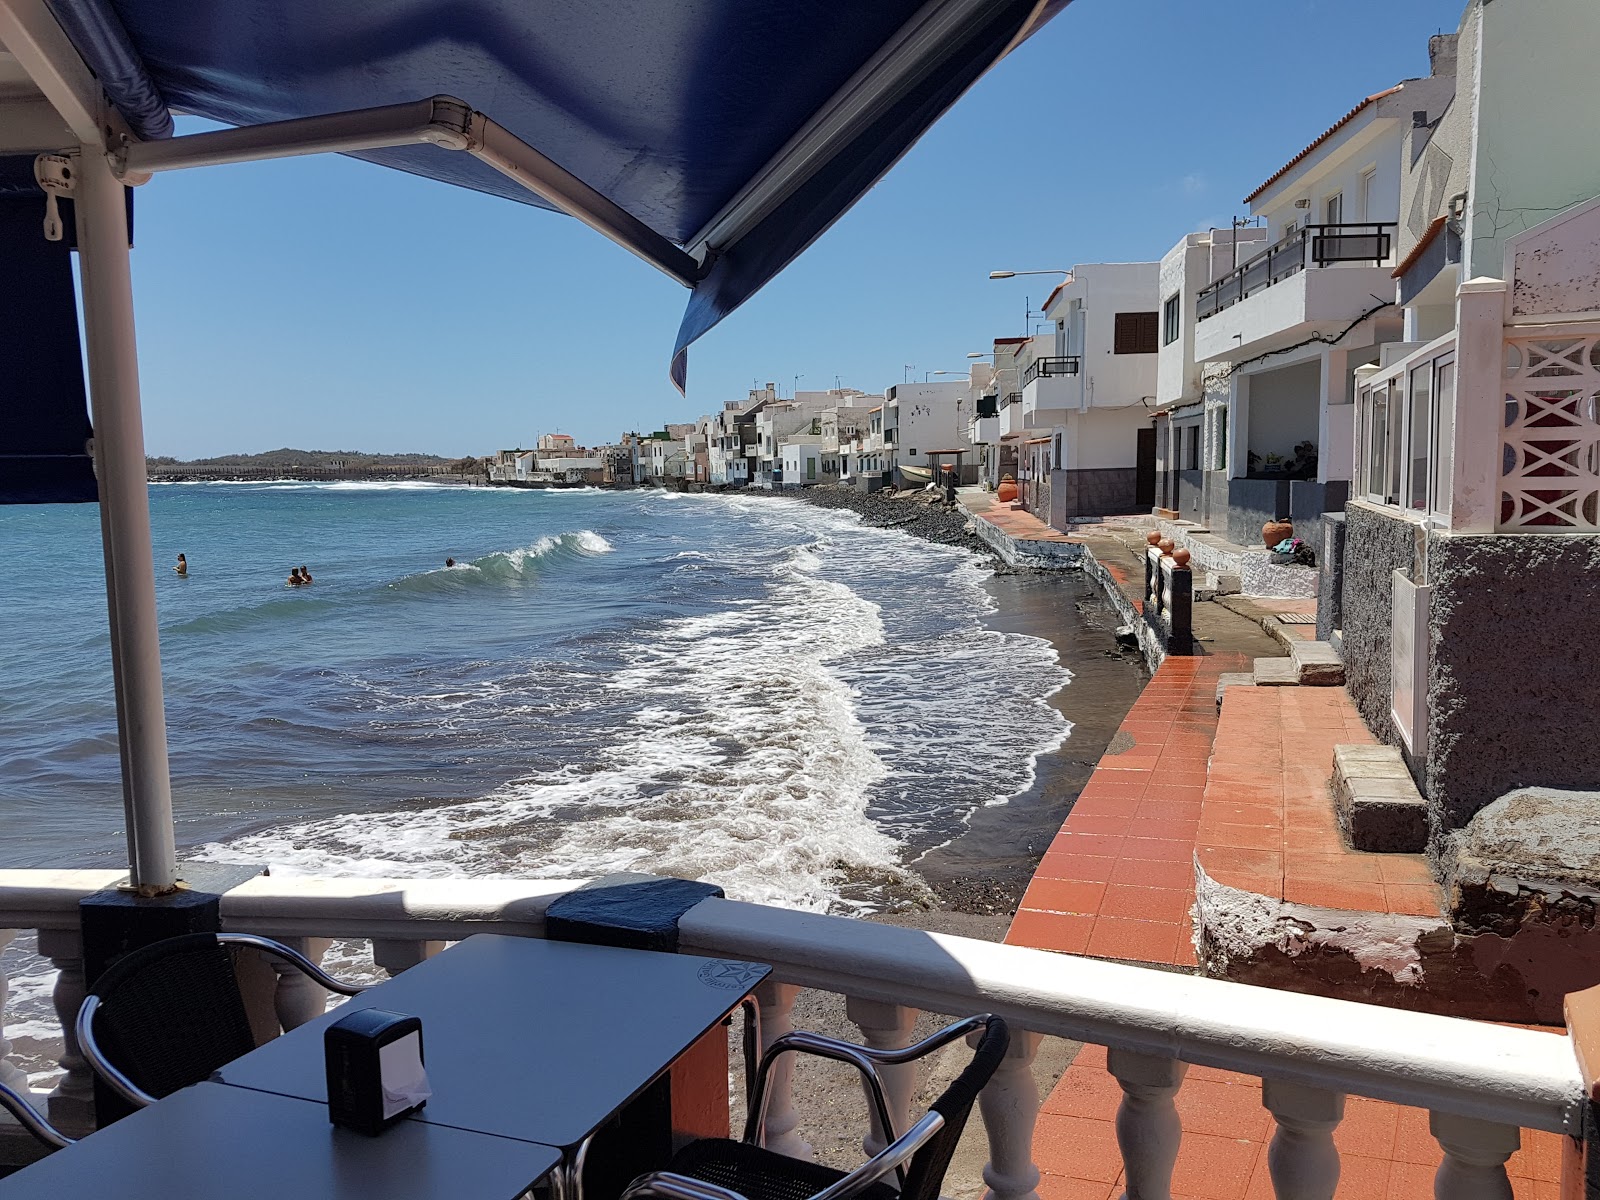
(1157, 537), (1175, 556)
(1172, 548), (1192, 569)
(1262, 519), (1294, 548)
(1145, 531), (1162, 546)
(996, 474), (1019, 504)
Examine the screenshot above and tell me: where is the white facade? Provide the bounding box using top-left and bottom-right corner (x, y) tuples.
(882, 381), (968, 475)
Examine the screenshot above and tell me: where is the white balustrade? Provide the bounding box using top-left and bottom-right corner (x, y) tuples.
(1108, 1048), (1186, 1200)
(752, 979), (811, 1160)
(0, 869), (1588, 1199)
(1262, 1078), (1344, 1200)
(1430, 1111), (1520, 1200)
(844, 996), (916, 1155)
(0, 931), (28, 1097)
(267, 936), (335, 1031)
(978, 1028), (1042, 1200)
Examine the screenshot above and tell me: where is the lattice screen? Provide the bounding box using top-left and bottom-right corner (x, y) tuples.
(1498, 334), (1600, 530)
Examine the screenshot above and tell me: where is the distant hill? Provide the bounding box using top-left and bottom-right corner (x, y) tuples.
(146, 448), (485, 481)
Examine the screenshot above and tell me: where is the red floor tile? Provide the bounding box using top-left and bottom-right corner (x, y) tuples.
(1100, 884), (1192, 923)
(1086, 916), (1183, 963)
(1023, 878), (1107, 916)
(1004, 909), (1095, 953)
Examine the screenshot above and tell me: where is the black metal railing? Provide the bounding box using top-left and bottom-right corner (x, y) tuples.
(1020, 356), (1082, 387)
(1196, 223), (1395, 321)
(1003, 392), (1022, 408)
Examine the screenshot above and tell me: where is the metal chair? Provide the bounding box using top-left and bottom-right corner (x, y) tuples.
(0, 1080), (73, 1151)
(76, 932), (366, 1109)
(622, 1013), (1009, 1200)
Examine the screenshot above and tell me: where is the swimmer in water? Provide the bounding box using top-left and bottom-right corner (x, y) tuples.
(287, 567), (303, 586)
(174, 553), (187, 576)
(445, 557), (456, 568)
(299, 565), (313, 585)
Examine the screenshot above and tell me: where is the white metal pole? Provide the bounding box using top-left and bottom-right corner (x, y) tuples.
(74, 147), (178, 892)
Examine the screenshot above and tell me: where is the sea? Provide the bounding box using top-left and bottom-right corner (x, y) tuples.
(0, 481), (1076, 915)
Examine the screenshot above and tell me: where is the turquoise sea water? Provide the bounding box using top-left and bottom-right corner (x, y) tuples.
(0, 482), (1072, 911)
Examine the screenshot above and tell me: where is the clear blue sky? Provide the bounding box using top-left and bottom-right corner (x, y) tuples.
(128, 0), (1463, 459)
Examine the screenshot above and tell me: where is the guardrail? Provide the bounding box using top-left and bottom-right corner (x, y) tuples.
(1019, 357), (1080, 388)
(1197, 223), (1396, 321)
(0, 869), (1584, 1196)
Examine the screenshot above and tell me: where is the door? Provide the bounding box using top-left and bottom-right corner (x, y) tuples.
(1136, 427), (1157, 508)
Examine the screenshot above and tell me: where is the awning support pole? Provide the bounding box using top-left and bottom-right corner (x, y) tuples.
(75, 147), (178, 893)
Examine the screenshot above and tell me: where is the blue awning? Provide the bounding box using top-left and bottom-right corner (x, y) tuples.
(45, 0), (1064, 390)
(0, 156), (97, 504)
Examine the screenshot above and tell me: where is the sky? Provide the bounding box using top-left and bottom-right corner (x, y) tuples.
(125, 0), (1466, 460)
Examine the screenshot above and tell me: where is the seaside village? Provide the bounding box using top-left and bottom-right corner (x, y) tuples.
(8, 0), (1600, 1198)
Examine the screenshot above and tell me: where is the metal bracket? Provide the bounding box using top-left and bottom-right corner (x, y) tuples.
(34, 151), (75, 241)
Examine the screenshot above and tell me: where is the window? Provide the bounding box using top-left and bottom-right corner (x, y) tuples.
(1430, 359), (1455, 516)
(1407, 363), (1430, 510)
(1182, 425), (1200, 471)
(1360, 350), (1456, 519)
(1359, 168), (1377, 222)
(1114, 311), (1159, 354)
(1325, 192), (1343, 225)
(1162, 294), (1180, 346)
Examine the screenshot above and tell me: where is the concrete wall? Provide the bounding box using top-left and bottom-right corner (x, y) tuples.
(1468, 0), (1600, 279)
(1056, 468), (1139, 519)
(1244, 360), (1321, 464)
(1070, 405), (1143, 470)
(1339, 501), (1421, 748)
(1426, 532), (1600, 837)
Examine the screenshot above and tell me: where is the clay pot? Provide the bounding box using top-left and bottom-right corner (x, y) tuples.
(1145, 530), (1162, 546)
(996, 474), (1019, 504)
(1172, 548), (1192, 569)
(1262, 519), (1294, 548)
(1157, 537), (1175, 556)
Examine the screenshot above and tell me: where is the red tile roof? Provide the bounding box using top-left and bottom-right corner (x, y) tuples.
(1243, 84), (1405, 204)
(1392, 215), (1449, 279)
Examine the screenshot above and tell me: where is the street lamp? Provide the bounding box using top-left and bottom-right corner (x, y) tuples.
(966, 351), (991, 359)
(923, 369), (960, 381)
(988, 269), (1070, 279)
(989, 269), (1071, 337)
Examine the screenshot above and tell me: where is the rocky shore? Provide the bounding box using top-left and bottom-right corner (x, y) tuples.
(760, 482), (1001, 561)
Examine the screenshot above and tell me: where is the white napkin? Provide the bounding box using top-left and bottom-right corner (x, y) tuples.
(378, 1031), (432, 1119)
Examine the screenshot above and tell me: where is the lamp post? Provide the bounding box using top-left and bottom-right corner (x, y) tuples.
(989, 269), (1071, 338)
(923, 369), (959, 381)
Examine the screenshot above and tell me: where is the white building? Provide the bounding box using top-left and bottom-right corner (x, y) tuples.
(880, 381), (969, 484)
(1027, 263), (1160, 523)
(1171, 60), (1453, 548)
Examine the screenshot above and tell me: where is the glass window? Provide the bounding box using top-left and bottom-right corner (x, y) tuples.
(1431, 358), (1455, 516)
(1162, 294), (1180, 346)
(1325, 192), (1343, 225)
(1386, 381), (1404, 504)
(1366, 385), (1389, 501)
(1408, 363), (1430, 510)
(1359, 169), (1376, 222)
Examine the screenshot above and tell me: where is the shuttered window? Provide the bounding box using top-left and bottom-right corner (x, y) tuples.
(1114, 311), (1159, 354)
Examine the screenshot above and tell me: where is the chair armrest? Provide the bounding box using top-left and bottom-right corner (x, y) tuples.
(218, 933), (368, 996)
(744, 1030), (897, 1152)
(621, 1170), (752, 1200)
(0, 1079), (74, 1149)
(809, 1111), (945, 1200)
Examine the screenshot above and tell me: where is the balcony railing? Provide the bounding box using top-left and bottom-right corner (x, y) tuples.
(1020, 357), (1081, 388)
(0, 868), (1584, 1196)
(1003, 391), (1022, 407)
(1196, 223), (1396, 321)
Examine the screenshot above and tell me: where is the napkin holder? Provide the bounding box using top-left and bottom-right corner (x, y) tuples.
(325, 1008), (430, 1135)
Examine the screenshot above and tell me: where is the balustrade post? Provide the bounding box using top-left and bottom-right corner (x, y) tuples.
(978, 1028), (1042, 1200)
(0, 931), (29, 1098)
(372, 939), (445, 977)
(844, 996), (916, 1155)
(36, 928), (93, 1131)
(1261, 1078), (1344, 1200)
(269, 936), (334, 1031)
(1430, 1111), (1519, 1200)
(1107, 1048), (1186, 1200)
(752, 980), (811, 1160)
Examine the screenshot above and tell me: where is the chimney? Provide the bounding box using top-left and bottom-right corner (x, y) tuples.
(1428, 32), (1458, 78)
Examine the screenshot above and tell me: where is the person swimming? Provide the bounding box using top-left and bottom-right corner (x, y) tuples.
(299, 565), (313, 584)
(445, 557), (456, 568)
(174, 553), (187, 576)
(287, 567), (304, 586)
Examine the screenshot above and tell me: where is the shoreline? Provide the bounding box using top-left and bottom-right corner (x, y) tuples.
(772, 484), (1150, 919)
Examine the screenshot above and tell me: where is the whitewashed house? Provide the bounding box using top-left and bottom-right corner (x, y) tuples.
(1029, 263), (1160, 523)
(990, 335), (1039, 495)
(1186, 62), (1454, 549)
(880, 381), (968, 484)
(961, 361), (999, 489)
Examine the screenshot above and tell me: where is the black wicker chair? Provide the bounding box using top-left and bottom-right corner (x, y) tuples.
(75, 932), (366, 1109)
(0, 1080), (73, 1151)
(622, 1014), (1009, 1200)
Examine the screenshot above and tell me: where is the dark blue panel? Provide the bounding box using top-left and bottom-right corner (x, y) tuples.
(546, 875), (723, 953)
(46, 0), (171, 139)
(0, 157), (96, 505)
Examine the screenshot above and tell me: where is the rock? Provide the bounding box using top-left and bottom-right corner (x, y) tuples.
(1113, 625), (1139, 650)
(1332, 743), (1426, 852)
(1289, 639), (1345, 685)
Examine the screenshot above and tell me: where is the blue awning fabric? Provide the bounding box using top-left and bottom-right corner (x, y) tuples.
(44, 0), (1063, 391)
(0, 156), (97, 504)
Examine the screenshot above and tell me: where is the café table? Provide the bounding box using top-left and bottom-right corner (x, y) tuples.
(217, 933), (769, 1194)
(0, 1081), (561, 1200)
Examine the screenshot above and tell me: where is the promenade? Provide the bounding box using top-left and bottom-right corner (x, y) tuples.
(965, 496), (1562, 1200)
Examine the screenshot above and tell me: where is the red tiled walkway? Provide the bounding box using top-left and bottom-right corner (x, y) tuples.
(1009, 655), (1244, 965)
(1199, 685), (1440, 916)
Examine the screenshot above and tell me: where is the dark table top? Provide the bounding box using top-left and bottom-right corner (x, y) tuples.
(217, 933), (769, 1148)
(0, 1083), (560, 1200)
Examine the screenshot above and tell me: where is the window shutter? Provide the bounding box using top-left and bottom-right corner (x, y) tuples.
(1115, 311), (1159, 354)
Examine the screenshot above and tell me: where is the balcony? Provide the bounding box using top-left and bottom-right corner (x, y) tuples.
(970, 416), (999, 445)
(1020, 357), (1080, 388)
(1193, 223), (1398, 362)
(1022, 368), (1076, 424)
(0, 868), (1585, 1197)
(1000, 395), (1026, 438)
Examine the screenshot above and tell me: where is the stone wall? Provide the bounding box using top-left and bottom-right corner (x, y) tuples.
(1427, 533), (1600, 835)
(1339, 502), (1419, 747)
(1055, 467), (1138, 520)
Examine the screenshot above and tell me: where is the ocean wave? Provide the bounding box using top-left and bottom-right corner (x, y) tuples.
(390, 530), (614, 593)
